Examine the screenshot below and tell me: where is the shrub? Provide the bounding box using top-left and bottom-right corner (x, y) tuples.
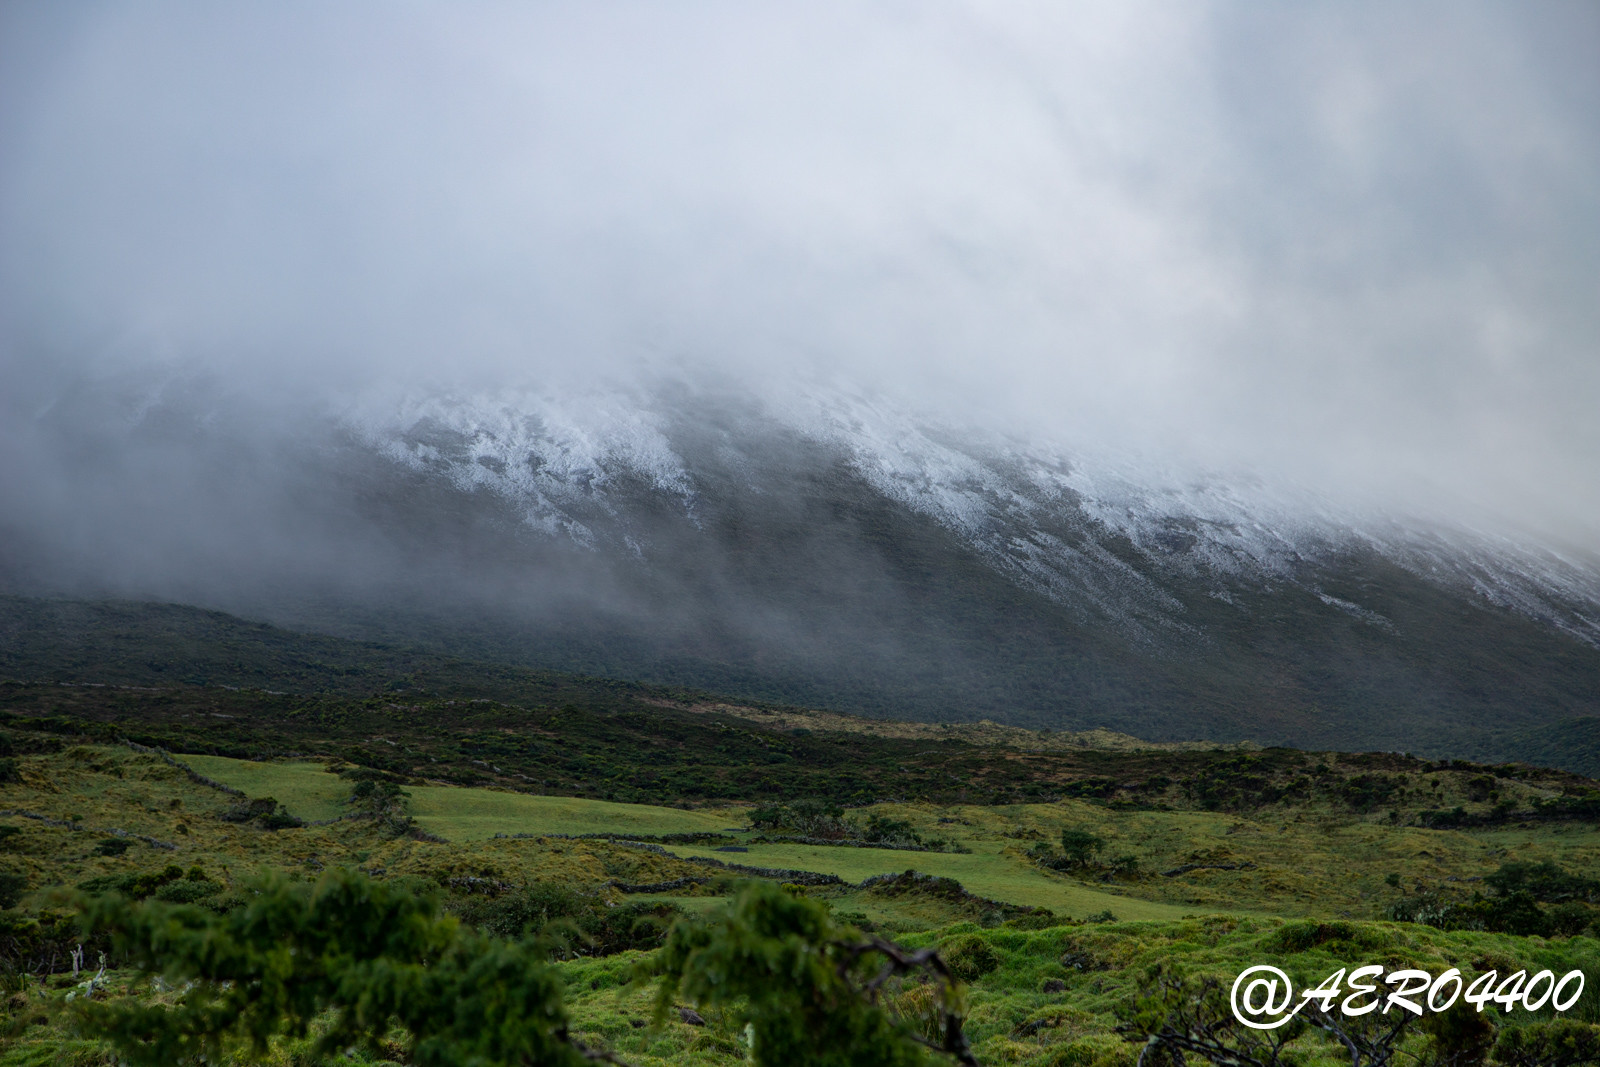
(152, 879), (220, 905)
(1493, 1019), (1600, 1067)
(78, 865), (184, 900)
(860, 813), (923, 848)
(1419, 1002), (1496, 1067)
(0, 871), (26, 909)
(255, 807), (305, 831)
(1546, 901), (1598, 938)
(1266, 919), (1363, 953)
(1058, 830), (1105, 868)
(454, 882), (679, 957)
(1485, 861), (1600, 904)
(74, 869), (600, 1067)
(652, 881), (976, 1065)
(219, 797), (303, 831)
(939, 934), (999, 983)
(1107, 854), (1140, 877)
(748, 799), (851, 839)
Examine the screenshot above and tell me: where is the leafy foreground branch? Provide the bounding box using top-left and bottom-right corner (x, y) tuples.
(72, 872), (980, 1066)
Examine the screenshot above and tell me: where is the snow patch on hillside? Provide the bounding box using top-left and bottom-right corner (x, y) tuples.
(343, 382), (1600, 646)
(345, 389), (697, 549)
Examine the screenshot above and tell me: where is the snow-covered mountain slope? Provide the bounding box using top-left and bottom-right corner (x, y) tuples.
(344, 382), (1600, 652)
(8, 372), (1600, 755)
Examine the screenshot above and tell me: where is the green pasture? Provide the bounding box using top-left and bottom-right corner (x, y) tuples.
(149, 752), (1600, 926)
(175, 754), (1186, 917)
(405, 785), (738, 840)
(177, 754), (742, 839)
(181, 755), (350, 821)
(664, 841), (1192, 921)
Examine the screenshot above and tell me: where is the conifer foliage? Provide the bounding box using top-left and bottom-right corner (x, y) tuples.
(650, 882), (978, 1066)
(73, 870), (607, 1066)
(72, 873), (977, 1066)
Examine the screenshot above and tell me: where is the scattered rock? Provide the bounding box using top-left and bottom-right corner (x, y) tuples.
(1060, 950), (1108, 973)
(1014, 1015), (1063, 1037)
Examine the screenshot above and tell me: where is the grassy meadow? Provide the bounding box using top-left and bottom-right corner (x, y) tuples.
(176, 752), (1600, 926)
(182, 754), (744, 839)
(3, 688), (1600, 1065)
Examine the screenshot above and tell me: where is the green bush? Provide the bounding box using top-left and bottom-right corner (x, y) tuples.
(78, 865), (184, 900)
(1265, 919), (1365, 953)
(454, 882), (679, 956)
(0, 870), (26, 909)
(652, 881), (974, 1065)
(1058, 830), (1105, 868)
(1042, 1034), (1135, 1067)
(74, 872), (985, 1064)
(1485, 861), (1600, 904)
(1492, 1019), (1600, 1066)
(1546, 901), (1598, 938)
(74, 869), (597, 1067)
(151, 879), (220, 905)
(860, 813), (923, 847)
(748, 798), (851, 838)
(218, 796), (303, 830)
(939, 933), (999, 983)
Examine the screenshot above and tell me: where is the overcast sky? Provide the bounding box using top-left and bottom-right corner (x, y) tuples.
(2, 1), (1597, 543)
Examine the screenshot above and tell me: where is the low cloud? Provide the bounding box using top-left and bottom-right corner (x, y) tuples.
(2, 1), (1597, 544)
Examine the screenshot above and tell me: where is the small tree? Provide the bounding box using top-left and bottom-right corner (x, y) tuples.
(1058, 829), (1105, 868)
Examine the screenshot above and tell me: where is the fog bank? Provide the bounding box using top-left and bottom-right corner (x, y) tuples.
(2, 1), (1598, 544)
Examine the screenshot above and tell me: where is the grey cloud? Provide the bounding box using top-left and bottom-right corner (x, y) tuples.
(2, 0), (1597, 543)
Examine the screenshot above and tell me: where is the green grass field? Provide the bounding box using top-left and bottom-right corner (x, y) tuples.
(177, 755), (1185, 917)
(173, 754), (1600, 925)
(180, 755), (351, 821)
(179, 754), (743, 839)
(664, 841), (1191, 920)
(404, 784), (739, 840)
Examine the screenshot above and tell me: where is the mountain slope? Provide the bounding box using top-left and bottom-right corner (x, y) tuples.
(3, 374), (1598, 754)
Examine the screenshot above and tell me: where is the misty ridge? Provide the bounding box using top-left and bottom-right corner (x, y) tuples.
(1, 3), (1598, 754)
(3, 362), (1599, 762)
